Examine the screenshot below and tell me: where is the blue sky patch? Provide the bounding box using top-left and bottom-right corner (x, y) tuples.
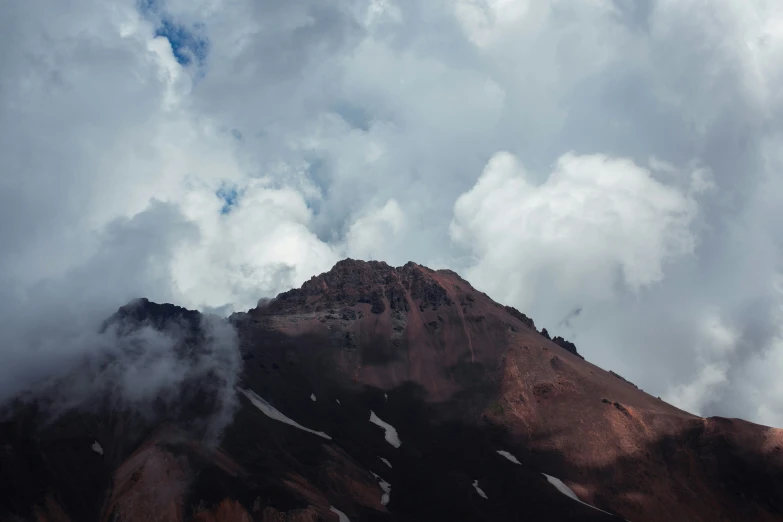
(138, 0), (162, 14)
(217, 186), (240, 214)
(138, 0), (208, 67)
(155, 19), (208, 66)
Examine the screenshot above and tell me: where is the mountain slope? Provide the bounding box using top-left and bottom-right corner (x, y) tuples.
(1, 259), (782, 521)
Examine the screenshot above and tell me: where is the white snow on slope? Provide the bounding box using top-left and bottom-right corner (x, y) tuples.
(542, 474), (616, 516)
(91, 441), (103, 455)
(472, 479), (488, 499)
(497, 450), (521, 464)
(336, 399), (341, 405)
(372, 472), (392, 506)
(238, 387), (331, 440)
(311, 393), (317, 402)
(542, 473), (579, 501)
(329, 506), (351, 521)
(379, 456), (392, 468)
(370, 411), (401, 448)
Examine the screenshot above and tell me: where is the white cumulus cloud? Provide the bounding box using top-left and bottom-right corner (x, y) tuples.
(451, 151), (699, 316)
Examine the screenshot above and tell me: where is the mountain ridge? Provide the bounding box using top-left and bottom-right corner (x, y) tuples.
(1, 259), (782, 522)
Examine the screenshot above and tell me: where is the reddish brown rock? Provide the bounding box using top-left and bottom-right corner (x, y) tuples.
(2, 259), (782, 522)
(190, 499), (252, 522)
(242, 260), (783, 521)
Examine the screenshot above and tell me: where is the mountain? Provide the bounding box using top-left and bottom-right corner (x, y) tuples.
(1, 259), (782, 521)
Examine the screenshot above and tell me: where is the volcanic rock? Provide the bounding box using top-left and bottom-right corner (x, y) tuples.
(552, 336), (582, 359)
(1, 260), (782, 522)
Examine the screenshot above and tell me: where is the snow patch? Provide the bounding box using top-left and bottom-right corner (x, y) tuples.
(238, 387), (331, 440)
(310, 393), (317, 402)
(542, 473), (580, 502)
(336, 399), (341, 405)
(91, 441), (103, 455)
(497, 450), (521, 464)
(472, 479), (488, 499)
(371, 472), (391, 506)
(329, 506), (351, 522)
(384, 393), (388, 401)
(542, 474), (615, 516)
(370, 410), (401, 448)
(378, 456), (392, 468)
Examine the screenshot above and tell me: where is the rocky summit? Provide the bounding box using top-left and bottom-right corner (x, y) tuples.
(1, 259), (782, 522)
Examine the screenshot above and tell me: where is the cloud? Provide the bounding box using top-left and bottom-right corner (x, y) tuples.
(0, 201), (196, 399)
(450, 151), (700, 315)
(13, 303), (241, 446)
(171, 178), (340, 312)
(1, 0), (783, 428)
(344, 199), (407, 263)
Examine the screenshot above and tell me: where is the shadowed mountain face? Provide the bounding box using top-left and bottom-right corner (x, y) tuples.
(1, 259), (783, 522)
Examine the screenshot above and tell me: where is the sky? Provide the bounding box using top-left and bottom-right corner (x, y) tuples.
(1, 0), (782, 426)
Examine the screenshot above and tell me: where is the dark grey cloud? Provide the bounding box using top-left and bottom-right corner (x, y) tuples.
(0, 201), (198, 399)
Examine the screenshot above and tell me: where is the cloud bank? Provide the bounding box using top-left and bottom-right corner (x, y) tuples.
(1, 0), (782, 426)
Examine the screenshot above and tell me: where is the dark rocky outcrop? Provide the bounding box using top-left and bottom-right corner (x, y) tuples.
(609, 370), (639, 389)
(552, 336), (583, 359)
(504, 306), (535, 330)
(102, 297), (202, 338)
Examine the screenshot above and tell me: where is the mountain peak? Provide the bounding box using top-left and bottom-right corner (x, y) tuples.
(102, 297), (202, 336)
(247, 259), (583, 380)
(253, 259), (449, 317)
(5, 260), (782, 522)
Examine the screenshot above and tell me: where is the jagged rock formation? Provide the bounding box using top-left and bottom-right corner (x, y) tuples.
(609, 370), (639, 389)
(1, 259), (782, 522)
(551, 336), (581, 359)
